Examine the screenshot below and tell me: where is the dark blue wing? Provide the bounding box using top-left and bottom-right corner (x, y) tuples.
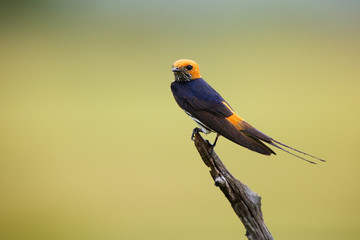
(171, 79), (275, 155)
(171, 78), (233, 118)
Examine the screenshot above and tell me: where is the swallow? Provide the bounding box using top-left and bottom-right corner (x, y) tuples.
(170, 59), (325, 164)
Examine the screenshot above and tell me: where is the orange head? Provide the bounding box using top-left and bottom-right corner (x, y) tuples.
(172, 59), (201, 82)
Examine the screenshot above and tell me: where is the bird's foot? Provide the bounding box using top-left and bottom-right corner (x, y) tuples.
(191, 127), (202, 141)
(209, 134), (220, 156)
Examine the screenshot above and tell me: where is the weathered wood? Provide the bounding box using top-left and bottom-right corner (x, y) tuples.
(193, 131), (273, 240)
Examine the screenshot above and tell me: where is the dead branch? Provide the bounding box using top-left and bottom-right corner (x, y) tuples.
(193, 131), (273, 240)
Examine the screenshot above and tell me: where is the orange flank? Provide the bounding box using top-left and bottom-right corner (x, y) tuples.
(222, 101), (245, 130)
(172, 59), (201, 79)
(226, 113), (245, 130)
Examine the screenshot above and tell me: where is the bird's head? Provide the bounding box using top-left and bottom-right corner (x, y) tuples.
(172, 59), (201, 82)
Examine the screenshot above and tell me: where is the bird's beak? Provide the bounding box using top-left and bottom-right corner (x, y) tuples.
(172, 67), (181, 72)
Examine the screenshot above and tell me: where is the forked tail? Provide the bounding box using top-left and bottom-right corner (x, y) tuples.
(269, 139), (326, 164)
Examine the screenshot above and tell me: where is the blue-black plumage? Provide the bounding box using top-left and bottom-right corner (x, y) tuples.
(170, 59), (325, 164)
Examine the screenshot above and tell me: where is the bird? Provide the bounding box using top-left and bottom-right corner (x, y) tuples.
(170, 59), (325, 164)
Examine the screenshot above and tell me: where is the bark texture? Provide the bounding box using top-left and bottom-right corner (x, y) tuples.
(193, 131), (273, 240)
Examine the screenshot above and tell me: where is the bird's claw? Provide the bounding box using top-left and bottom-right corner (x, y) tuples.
(191, 127), (202, 141)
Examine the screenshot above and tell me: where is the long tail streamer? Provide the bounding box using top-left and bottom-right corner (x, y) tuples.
(270, 139), (326, 164)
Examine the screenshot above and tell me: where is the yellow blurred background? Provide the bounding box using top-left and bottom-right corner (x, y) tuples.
(1, 1), (359, 239)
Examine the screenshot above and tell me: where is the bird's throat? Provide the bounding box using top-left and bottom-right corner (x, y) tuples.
(174, 72), (192, 82)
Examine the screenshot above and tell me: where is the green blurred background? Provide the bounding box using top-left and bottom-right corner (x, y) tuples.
(0, 1), (359, 239)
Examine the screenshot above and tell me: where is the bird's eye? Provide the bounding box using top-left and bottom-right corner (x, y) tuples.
(186, 65), (193, 70)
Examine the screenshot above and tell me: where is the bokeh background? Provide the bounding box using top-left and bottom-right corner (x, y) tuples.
(1, 1), (359, 239)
